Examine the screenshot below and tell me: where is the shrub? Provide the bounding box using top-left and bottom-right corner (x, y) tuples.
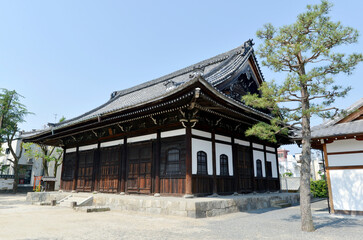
(310, 180), (328, 198)
(282, 171), (293, 177)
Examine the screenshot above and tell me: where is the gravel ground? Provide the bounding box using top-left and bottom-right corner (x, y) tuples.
(0, 194), (362, 240)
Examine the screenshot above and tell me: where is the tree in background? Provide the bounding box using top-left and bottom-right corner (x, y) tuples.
(0, 89), (30, 193)
(23, 116), (65, 178)
(23, 143), (64, 178)
(243, 1), (362, 231)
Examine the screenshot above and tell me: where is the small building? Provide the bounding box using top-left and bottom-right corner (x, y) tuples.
(278, 149), (324, 180)
(25, 40), (290, 197)
(0, 130), (62, 191)
(278, 148), (300, 177)
(311, 98), (363, 215)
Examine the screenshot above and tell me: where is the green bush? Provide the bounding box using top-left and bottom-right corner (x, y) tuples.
(310, 180), (328, 198)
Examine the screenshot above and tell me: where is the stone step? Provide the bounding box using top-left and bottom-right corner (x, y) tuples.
(74, 206), (111, 213)
(274, 202), (292, 208)
(59, 196), (93, 207)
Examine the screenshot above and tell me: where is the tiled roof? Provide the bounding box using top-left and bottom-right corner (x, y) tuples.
(53, 40), (266, 130)
(311, 119), (363, 138)
(310, 98), (363, 138)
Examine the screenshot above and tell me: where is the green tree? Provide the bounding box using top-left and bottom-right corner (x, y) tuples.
(23, 116), (65, 178)
(243, 1), (362, 232)
(23, 143), (63, 178)
(0, 89), (30, 193)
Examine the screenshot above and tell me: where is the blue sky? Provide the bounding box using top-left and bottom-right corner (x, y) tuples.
(1, 1), (362, 154)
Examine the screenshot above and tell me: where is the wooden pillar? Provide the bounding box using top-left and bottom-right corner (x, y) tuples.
(154, 130), (161, 195)
(72, 147), (79, 191)
(250, 142), (255, 192)
(232, 137), (239, 194)
(116, 142), (122, 193)
(93, 142), (101, 192)
(212, 130), (217, 195)
(185, 124), (193, 197)
(120, 136), (127, 193)
(275, 147), (281, 192)
(323, 143), (335, 213)
(263, 145), (269, 192)
(60, 147), (66, 190)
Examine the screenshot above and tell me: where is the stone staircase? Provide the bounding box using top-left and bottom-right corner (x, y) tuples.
(58, 195), (93, 208)
(270, 199), (292, 208)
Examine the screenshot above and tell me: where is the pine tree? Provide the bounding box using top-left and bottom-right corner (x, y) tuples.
(243, 1), (363, 231)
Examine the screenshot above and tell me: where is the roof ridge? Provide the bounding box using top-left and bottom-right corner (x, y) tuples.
(315, 97), (363, 129)
(114, 40), (253, 98)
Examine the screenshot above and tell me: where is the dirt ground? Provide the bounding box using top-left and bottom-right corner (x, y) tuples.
(0, 194), (362, 240)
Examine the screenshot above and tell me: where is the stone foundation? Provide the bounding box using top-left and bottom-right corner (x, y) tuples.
(27, 192), (300, 218)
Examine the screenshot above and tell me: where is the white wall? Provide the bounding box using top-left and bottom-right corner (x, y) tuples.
(161, 129), (185, 138)
(215, 143), (233, 176)
(191, 129), (211, 138)
(235, 139), (249, 146)
(191, 138), (213, 175)
(328, 153), (363, 167)
(253, 150), (265, 177)
(325, 139), (363, 167)
(128, 133), (157, 143)
(215, 134), (231, 143)
(326, 139), (363, 153)
(78, 144), (98, 152)
(253, 143), (264, 150)
(330, 169), (363, 211)
(266, 153), (278, 178)
(0, 178), (13, 190)
(100, 139), (124, 148)
(266, 146), (275, 152)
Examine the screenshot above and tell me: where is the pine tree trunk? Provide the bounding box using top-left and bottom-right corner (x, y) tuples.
(300, 85), (315, 232)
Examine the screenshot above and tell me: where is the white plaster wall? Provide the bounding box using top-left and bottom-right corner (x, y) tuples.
(100, 139), (124, 148)
(65, 148), (76, 153)
(191, 138), (213, 175)
(235, 139), (250, 146)
(328, 153), (363, 167)
(266, 153), (278, 178)
(128, 133), (157, 143)
(326, 139), (363, 153)
(330, 169), (363, 211)
(253, 150), (265, 177)
(215, 134), (231, 143)
(253, 143), (264, 150)
(266, 146), (276, 152)
(161, 129), (185, 138)
(215, 143), (233, 176)
(0, 179), (13, 190)
(79, 144), (98, 152)
(191, 129), (211, 138)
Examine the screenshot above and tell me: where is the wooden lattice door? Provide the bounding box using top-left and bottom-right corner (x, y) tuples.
(127, 142), (152, 193)
(237, 145), (253, 193)
(77, 150), (95, 192)
(98, 146), (121, 193)
(61, 152), (77, 191)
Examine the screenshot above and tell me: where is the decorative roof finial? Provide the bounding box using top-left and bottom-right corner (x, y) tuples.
(189, 65), (204, 79)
